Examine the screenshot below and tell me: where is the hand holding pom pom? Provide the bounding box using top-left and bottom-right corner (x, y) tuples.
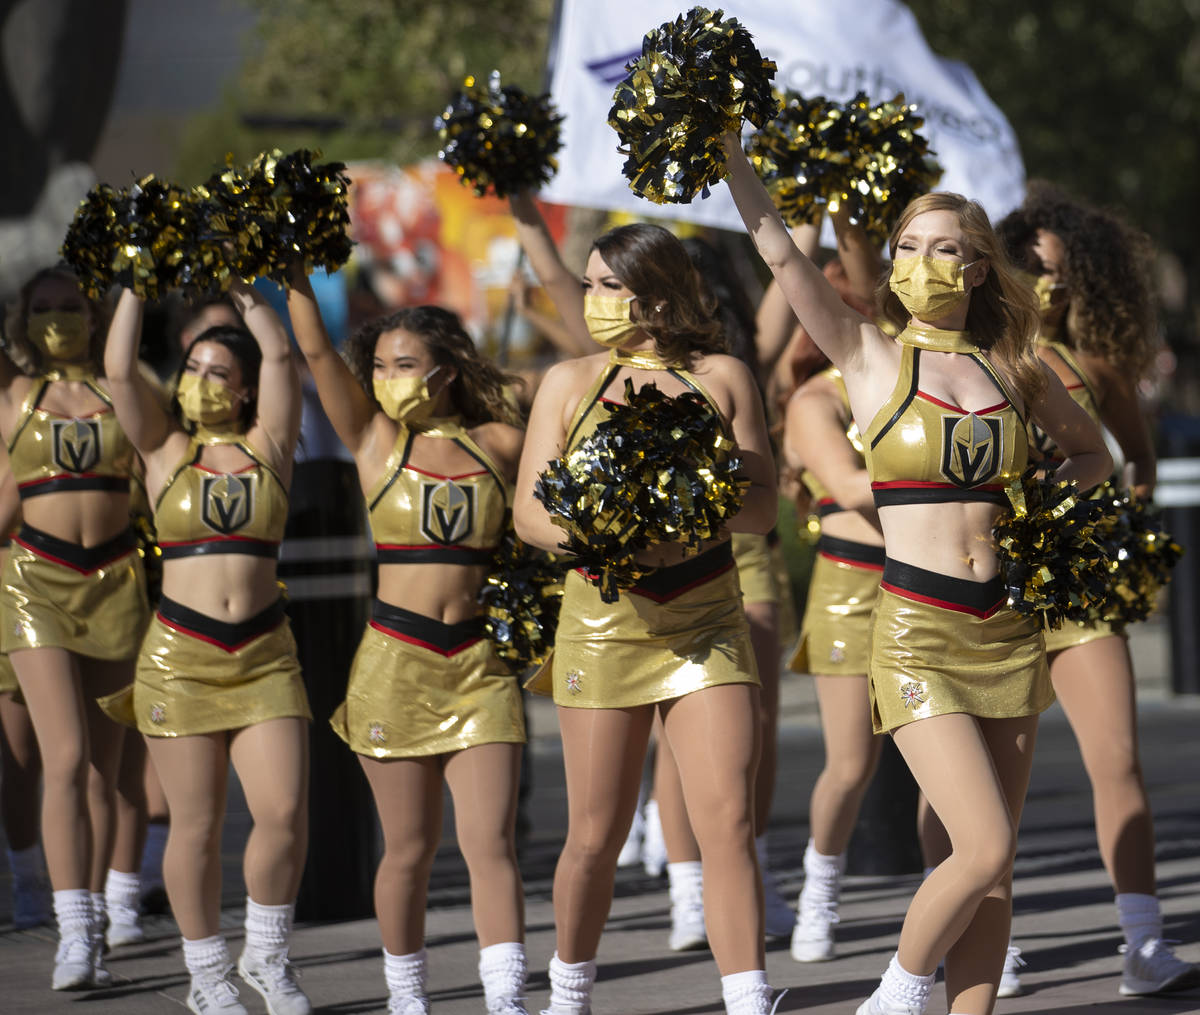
(609, 7), (779, 204)
(437, 71), (564, 198)
(480, 529), (567, 672)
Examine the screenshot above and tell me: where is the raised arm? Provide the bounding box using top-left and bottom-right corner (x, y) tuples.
(829, 207), (884, 307)
(1029, 364), (1113, 491)
(509, 271), (595, 358)
(722, 133), (871, 368)
(285, 269), (378, 455)
(508, 192), (594, 353)
(755, 220), (818, 375)
(228, 280), (301, 461)
(103, 289), (174, 458)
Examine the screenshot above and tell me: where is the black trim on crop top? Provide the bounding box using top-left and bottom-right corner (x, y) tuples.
(565, 362), (706, 450)
(816, 534), (886, 569)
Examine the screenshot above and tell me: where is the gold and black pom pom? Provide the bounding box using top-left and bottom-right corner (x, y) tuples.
(1090, 481), (1183, 624)
(479, 529), (567, 672)
(62, 176), (208, 301)
(198, 148), (353, 285)
(745, 90), (942, 240)
(609, 6), (779, 204)
(534, 378), (748, 602)
(994, 467), (1110, 630)
(436, 71), (564, 198)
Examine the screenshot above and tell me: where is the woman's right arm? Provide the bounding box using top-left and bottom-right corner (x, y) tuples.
(103, 289), (173, 458)
(508, 192), (595, 353)
(285, 270), (379, 456)
(722, 134), (872, 369)
(513, 358), (578, 553)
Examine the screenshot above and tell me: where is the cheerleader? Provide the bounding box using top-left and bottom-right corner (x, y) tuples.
(723, 135), (1111, 1015)
(509, 192), (780, 1015)
(103, 282), (312, 1015)
(0, 266), (148, 990)
(286, 274), (529, 1015)
(996, 183), (1199, 996)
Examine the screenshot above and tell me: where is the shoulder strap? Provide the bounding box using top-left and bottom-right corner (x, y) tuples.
(154, 439), (204, 513)
(7, 379), (50, 454)
(970, 354), (1026, 422)
(564, 362), (621, 449)
(367, 428), (415, 512)
(451, 429), (510, 508)
(867, 344), (920, 450)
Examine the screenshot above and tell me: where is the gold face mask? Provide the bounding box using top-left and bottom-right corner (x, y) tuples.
(177, 373), (241, 427)
(889, 256), (979, 321)
(27, 310), (90, 362)
(583, 293), (640, 347)
(1033, 275), (1067, 314)
(373, 366), (442, 422)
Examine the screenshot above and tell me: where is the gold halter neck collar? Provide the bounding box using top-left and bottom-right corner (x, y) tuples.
(609, 348), (678, 370)
(896, 325), (979, 354)
(410, 415), (465, 437)
(44, 364), (94, 382)
(193, 424), (246, 446)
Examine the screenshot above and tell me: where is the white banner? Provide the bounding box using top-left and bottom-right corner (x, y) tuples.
(541, 1), (1025, 234)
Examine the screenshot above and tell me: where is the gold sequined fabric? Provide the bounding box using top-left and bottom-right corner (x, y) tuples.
(791, 548), (883, 677)
(1, 538), (147, 660)
(1043, 617), (1121, 655)
(0, 652), (17, 695)
(331, 622), (525, 758)
(732, 532), (777, 605)
(536, 554), (759, 709)
(102, 610), (309, 736)
(869, 585), (1051, 735)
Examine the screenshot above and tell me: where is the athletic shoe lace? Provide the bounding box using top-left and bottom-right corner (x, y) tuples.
(196, 966), (242, 1005)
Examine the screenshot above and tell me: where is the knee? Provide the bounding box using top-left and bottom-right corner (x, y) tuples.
(563, 819), (626, 873)
(254, 792), (307, 840)
(167, 814), (223, 858)
(41, 741), (87, 792)
(956, 823), (1017, 889)
(690, 794), (754, 856)
(458, 825), (514, 872)
(382, 830), (439, 877)
(822, 751), (877, 798)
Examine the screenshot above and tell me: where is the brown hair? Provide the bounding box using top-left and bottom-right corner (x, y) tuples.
(876, 193), (1045, 409)
(3, 265), (105, 375)
(590, 223), (725, 365)
(342, 305), (523, 428)
(998, 181), (1156, 378)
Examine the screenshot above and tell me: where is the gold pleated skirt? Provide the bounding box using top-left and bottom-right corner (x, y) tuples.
(534, 542), (759, 709)
(331, 604), (525, 759)
(1, 527), (148, 660)
(101, 601), (310, 737)
(1043, 618), (1122, 655)
(790, 536), (884, 676)
(869, 560), (1051, 734)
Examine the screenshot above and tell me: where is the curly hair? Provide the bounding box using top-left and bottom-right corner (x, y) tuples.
(998, 180), (1156, 378)
(3, 265), (105, 375)
(172, 325), (263, 432)
(876, 192), (1045, 409)
(342, 305), (524, 428)
(590, 223), (725, 365)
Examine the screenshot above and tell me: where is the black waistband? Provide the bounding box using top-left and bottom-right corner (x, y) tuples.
(18, 475), (130, 500)
(817, 534), (886, 569)
(157, 596), (287, 650)
(872, 483), (1007, 508)
(375, 544), (496, 566)
(816, 499), (845, 517)
(619, 541), (735, 603)
(881, 558), (1005, 614)
(160, 537), (280, 561)
(370, 599), (486, 653)
(16, 523), (136, 572)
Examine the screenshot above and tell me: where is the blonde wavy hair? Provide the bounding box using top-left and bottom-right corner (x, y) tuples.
(876, 193), (1045, 409)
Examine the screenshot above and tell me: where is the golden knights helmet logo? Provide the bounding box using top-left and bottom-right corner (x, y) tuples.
(420, 479), (475, 544)
(201, 474), (255, 534)
(940, 412), (1002, 487)
(52, 419), (102, 473)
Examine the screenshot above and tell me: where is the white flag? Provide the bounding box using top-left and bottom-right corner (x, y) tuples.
(541, 1), (1025, 232)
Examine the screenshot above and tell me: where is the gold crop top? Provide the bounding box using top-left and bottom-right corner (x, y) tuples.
(799, 368), (864, 518)
(564, 349), (726, 454)
(863, 328), (1028, 508)
(7, 376), (135, 499)
(367, 418), (508, 565)
(1032, 338), (1100, 462)
(153, 435), (289, 559)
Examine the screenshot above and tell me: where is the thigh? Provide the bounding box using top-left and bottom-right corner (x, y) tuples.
(0, 692), (39, 770)
(10, 648), (86, 764)
(1051, 637), (1139, 769)
(745, 601), (780, 705)
(813, 674), (877, 759)
(145, 732), (230, 830)
(230, 718), (310, 824)
(976, 714), (1039, 826)
(445, 743), (521, 841)
(360, 754), (444, 849)
(556, 705), (655, 844)
(660, 683), (759, 810)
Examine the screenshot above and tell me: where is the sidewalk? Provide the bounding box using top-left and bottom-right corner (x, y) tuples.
(2, 617), (1199, 1014)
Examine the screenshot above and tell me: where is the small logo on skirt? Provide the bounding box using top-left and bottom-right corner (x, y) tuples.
(565, 670), (583, 694)
(899, 682), (926, 709)
(149, 703), (167, 725)
(829, 643), (845, 664)
(368, 722), (387, 745)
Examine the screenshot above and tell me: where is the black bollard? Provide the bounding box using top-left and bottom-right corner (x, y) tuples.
(1159, 422), (1200, 696)
(281, 458), (378, 920)
(846, 736), (923, 876)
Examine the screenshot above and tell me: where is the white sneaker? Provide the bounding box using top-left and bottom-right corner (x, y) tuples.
(791, 900), (838, 962)
(488, 1000), (530, 1014)
(642, 800), (667, 878)
(188, 966), (249, 1014)
(107, 908), (146, 948)
(762, 868), (794, 939)
(1119, 938), (1200, 996)
(996, 943), (1025, 998)
(854, 986), (924, 1015)
(238, 950), (313, 1015)
(667, 865), (707, 951)
(91, 936), (114, 987)
(617, 806), (645, 868)
(388, 996), (430, 1015)
(540, 1007), (590, 1015)
(12, 873), (52, 929)
(51, 932), (94, 991)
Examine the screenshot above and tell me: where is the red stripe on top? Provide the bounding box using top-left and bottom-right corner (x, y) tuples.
(871, 480), (1005, 491)
(18, 472), (115, 487)
(368, 620), (482, 657)
(191, 463), (258, 475)
(156, 613), (272, 653)
(34, 407), (112, 420)
(880, 580), (1003, 619)
(13, 536), (132, 574)
(158, 535), (278, 548)
(402, 464), (488, 481)
(917, 391), (1010, 415)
